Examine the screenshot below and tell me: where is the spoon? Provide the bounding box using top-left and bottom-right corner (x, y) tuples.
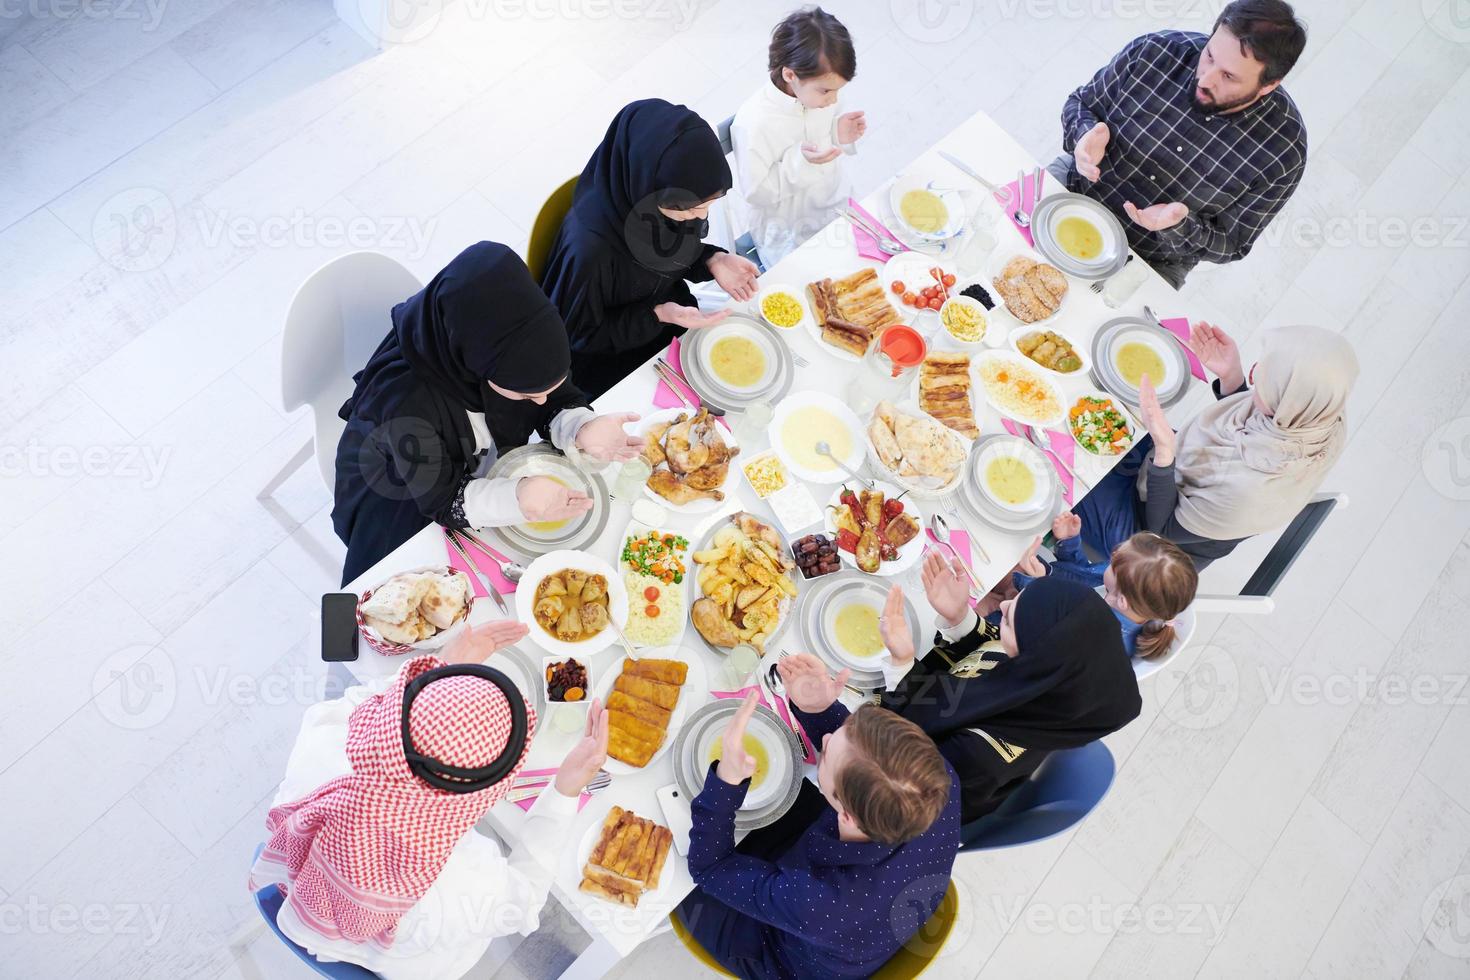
(814, 440), (874, 488)
(1010, 169), (1032, 229)
(926, 512), (985, 598)
(1022, 425), (1089, 495)
(458, 529), (527, 583)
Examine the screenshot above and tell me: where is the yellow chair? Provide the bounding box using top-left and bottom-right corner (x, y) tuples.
(670, 881), (960, 979)
(525, 175), (578, 283)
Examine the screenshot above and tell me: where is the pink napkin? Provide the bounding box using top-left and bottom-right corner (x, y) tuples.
(502, 767), (592, 814)
(847, 196), (907, 263)
(1001, 419), (1076, 503)
(925, 531), (990, 612)
(995, 170), (1045, 247)
(444, 529), (517, 597)
(652, 337), (697, 409)
(1157, 316), (1208, 381)
(711, 684), (817, 765)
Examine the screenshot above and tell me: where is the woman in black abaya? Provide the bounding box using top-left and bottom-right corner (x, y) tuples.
(332, 242), (643, 585)
(540, 99), (761, 399)
(879, 563), (1142, 824)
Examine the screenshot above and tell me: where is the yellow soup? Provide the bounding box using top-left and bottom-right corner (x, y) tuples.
(710, 335), (766, 388)
(1055, 216), (1103, 260)
(986, 456), (1037, 506)
(900, 189), (948, 234)
(525, 475), (572, 533)
(707, 733), (771, 790)
(1115, 341), (1166, 389)
(834, 603), (883, 658)
(780, 406), (852, 471)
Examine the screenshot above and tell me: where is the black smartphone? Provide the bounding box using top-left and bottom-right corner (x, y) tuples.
(321, 593), (360, 663)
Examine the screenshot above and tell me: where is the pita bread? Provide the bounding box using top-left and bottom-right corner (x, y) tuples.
(420, 572), (468, 631)
(364, 612), (421, 646)
(359, 574), (431, 623)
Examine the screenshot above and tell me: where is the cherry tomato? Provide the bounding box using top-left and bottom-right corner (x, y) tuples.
(890, 280), (905, 294)
(929, 266), (942, 277)
(643, 585), (660, 602)
(942, 273), (957, 287)
(929, 296), (945, 309)
(901, 291), (917, 305)
(920, 285), (935, 298)
(645, 604), (661, 618)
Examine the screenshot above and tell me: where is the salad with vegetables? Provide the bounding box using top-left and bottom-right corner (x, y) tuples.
(620, 530), (689, 585)
(1068, 395), (1132, 455)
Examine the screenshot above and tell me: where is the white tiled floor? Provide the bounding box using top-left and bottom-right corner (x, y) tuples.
(4, 1), (1469, 977)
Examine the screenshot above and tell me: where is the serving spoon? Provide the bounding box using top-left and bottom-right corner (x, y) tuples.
(814, 440), (874, 489)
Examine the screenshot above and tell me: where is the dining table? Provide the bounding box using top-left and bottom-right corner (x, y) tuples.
(339, 107), (1217, 978)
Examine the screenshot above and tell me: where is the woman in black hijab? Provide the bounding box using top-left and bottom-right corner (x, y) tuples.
(332, 242), (644, 585)
(540, 99), (761, 398)
(877, 552), (1142, 823)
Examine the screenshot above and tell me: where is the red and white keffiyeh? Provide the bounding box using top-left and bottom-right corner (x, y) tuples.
(248, 656), (537, 947)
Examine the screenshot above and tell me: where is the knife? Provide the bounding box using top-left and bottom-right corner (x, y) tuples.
(445, 530), (509, 616)
(938, 150), (1006, 198)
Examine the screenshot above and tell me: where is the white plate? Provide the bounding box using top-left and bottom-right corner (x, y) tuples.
(881, 252), (957, 324)
(687, 512), (798, 656)
(692, 708), (796, 811)
(1102, 328), (1184, 394)
(971, 350), (1067, 429)
(1065, 389), (1138, 458)
(616, 518), (692, 649)
(819, 588), (890, 673)
(768, 391), (866, 484)
(823, 481), (927, 576)
(572, 806), (676, 904)
(754, 283), (809, 332)
(1039, 199), (1124, 269)
(593, 646), (708, 775)
(516, 550), (629, 657)
(973, 438), (1052, 515)
(1007, 323), (1092, 379)
(887, 173), (968, 241)
(985, 250), (1068, 331)
(800, 281), (865, 364)
(634, 408), (741, 516)
(693, 320), (782, 396)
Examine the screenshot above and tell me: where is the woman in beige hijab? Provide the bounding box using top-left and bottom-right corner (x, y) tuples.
(1072, 322), (1358, 570)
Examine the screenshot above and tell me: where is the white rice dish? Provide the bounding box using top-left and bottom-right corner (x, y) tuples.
(623, 571), (682, 647)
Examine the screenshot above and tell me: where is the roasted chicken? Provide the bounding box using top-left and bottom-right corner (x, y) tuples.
(644, 408), (738, 505)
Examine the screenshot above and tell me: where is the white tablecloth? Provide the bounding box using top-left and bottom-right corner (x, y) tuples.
(340, 108), (1214, 965)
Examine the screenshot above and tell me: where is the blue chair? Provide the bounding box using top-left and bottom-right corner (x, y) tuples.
(248, 845), (380, 979)
(958, 740), (1115, 851)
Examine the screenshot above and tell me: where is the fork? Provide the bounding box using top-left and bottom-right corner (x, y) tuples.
(837, 208), (906, 255)
(1091, 254), (1134, 293)
(504, 768), (611, 803)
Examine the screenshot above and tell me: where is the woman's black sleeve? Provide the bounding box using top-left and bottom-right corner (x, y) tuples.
(372, 415), (472, 529)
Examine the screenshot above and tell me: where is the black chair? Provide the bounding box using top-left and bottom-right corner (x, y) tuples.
(1192, 491), (1347, 616)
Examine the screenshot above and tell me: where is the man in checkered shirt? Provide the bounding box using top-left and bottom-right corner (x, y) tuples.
(1050, 0), (1308, 289)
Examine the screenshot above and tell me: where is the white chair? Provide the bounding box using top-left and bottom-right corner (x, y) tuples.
(257, 252), (423, 499)
(1132, 491), (1348, 681)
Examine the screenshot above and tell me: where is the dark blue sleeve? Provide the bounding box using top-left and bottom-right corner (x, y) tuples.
(1047, 536), (1109, 589)
(789, 701), (849, 745)
(686, 764), (842, 934)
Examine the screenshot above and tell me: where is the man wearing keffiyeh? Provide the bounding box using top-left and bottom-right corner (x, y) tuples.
(1050, 0), (1308, 289)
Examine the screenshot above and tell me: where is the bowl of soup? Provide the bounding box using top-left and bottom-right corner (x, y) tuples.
(699, 713), (791, 810)
(1044, 202), (1120, 269)
(768, 391), (866, 484)
(887, 173), (966, 241)
(975, 440), (1051, 514)
(1107, 329), (1180, 393)
(697, 319), (778, 394)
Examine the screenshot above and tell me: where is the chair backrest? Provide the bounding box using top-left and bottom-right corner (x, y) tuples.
(716, 114), (734, 156)
(526, 176), (579, 284)
(959, 741), (1115, 851)
(280, 252), (423, 489)
(251, 852), (381, 980)
(1132, 603), (1198, 682)
(870, 880), (960, 980)
(1239, 494), (1340, 597)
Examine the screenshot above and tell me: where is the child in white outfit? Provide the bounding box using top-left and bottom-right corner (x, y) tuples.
(730, 7), (867, 266)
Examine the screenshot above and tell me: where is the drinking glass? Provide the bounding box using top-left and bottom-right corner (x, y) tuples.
(1102, 257), (1150, 309)
(733, 401), (774, 447)
(724, 644), (761, 688)
(612, 456), (653, 500)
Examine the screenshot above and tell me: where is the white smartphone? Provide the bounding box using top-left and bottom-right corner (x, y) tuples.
(656, 783), (694, 856)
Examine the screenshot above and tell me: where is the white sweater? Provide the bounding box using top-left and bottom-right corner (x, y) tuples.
(729, 82), (855, 265)
(268, 673), (577, 980)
